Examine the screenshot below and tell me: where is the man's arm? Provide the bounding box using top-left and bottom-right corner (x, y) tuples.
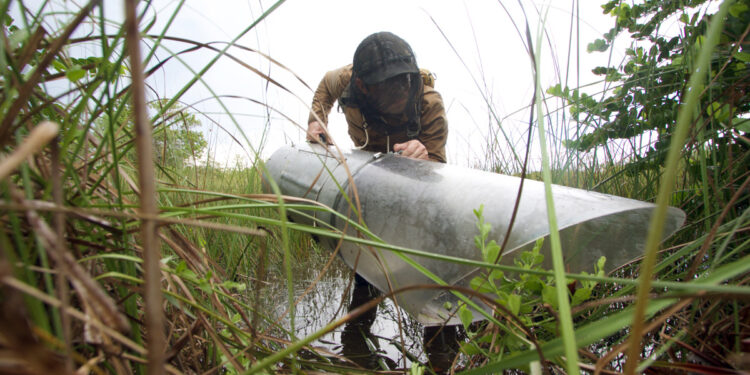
(417, 88), (448, 163)
(307, 65), (352, 143)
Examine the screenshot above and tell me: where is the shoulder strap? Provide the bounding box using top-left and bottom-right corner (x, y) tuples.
(420, 68), (436, 88)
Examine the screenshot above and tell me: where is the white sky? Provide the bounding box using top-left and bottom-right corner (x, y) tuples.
(23, 0), (647, 169)
(131, 0), (635, 169)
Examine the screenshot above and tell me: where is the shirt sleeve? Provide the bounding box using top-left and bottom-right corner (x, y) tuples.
(419, 88), (448, 163)
(308, 65), (352, 125)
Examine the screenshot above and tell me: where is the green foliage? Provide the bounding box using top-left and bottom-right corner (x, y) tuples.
(0, 2), (300, 374)
(547, 0), (750, 237)
(150, 99), (208, 169)
(2, 1), (748, 374)
(463, 206), (606, 368)
(92, 99), (207, 171)
(550, 0), (749, 156)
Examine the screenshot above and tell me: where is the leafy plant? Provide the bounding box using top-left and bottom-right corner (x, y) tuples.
(460, 205), (605, 372)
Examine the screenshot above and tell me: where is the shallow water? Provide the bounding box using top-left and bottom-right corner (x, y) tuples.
(254, 253), (456, 371)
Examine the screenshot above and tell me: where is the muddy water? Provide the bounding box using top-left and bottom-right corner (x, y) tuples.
(256, 252), (457, 371)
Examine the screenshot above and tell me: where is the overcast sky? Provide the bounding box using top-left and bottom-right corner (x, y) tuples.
(28, 0), (643, 168)
(126, 0), (637, 168)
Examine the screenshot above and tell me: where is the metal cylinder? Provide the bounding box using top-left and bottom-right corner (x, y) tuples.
(263, 144), (685, 325)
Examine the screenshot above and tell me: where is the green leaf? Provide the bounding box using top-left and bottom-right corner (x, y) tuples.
(542, 284), (558, 309)
(230, 313), (242, 323)
(410, 362), (425, 375)
(52, 60), (66, 72)
(221, 281), (247, 292)
(198, 279), (212, 294)
(9, 28), (29, 49)
(734, 118), (750, 133)
(522, 275), (544, 293)
(734, 51), (750, 63)
(572, 288), (592, 306)
(470, 276), (494, 294)
(596, 256), (607, 273)
(587, 38), (609, 53)
(484, 240), (500, 263)
(507, 293), (521, 316)
(473, 236), (483, 252)
(605, 70), (623, 82)
(546, 84), (563, 96)
(489, 269), (504, 281)
(707, 101), (729, 122)
(729, 2), (749, 17)
(459, 304), (473, 328)
(175, 260), (187, 274)
(473, 205), (484, 221)
(481, 222), (491, 239)
(532, 237), (544, 253)
(66, 65), (86, 82)
(460, 342), (482, 355)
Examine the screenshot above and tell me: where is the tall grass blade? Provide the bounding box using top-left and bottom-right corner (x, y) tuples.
(532, 6), (580, 374)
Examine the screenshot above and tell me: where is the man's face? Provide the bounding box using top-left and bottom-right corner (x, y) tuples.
(366, 74), (412, 114)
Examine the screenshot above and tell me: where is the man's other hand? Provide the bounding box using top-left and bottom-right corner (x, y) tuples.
(393, 140), (428, 160)
(307, 121), (331, 144)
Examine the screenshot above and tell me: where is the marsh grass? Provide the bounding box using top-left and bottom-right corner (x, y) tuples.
(0, 1), (748, 374)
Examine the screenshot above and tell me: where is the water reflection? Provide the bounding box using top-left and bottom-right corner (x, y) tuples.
(341, 274), (395, 369)
(257, 254), (462, 372)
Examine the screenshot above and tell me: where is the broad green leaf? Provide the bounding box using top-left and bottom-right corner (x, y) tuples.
(484, 240), (500, 263)
(522, 275), (544, 293)
(459, 304), (473, 328)
(460, 342), (482, 356)
(571, 287), (592, 306)
(198, 279), (212, 294)
(541, 284), (558, 309)
(587, 38), (609, 53)
(734, 118), (750, 132)
(66, 65), (86, 82)
(707, 101), (729, 122)
(734, 52), (750, 63)
(52, 60), (66, 72)
(546, 84), (563, 96)
(507, 293), (521, 316)
(470, 276), (495, 294)
(489, 269), (504, 281)
(729, 2), (749, 17)
(175, 260), (187, 273)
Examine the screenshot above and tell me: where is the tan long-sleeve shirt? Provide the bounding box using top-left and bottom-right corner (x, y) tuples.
(308, 65), (448, 163)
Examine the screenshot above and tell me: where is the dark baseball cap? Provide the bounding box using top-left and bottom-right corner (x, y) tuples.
(352, 32), (419, 85)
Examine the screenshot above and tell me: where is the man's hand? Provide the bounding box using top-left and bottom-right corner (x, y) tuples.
(393, 140), (429, 160)
(307, 121), (331, 144)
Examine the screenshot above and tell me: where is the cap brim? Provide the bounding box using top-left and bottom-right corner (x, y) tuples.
(360, 61), (419, 85)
